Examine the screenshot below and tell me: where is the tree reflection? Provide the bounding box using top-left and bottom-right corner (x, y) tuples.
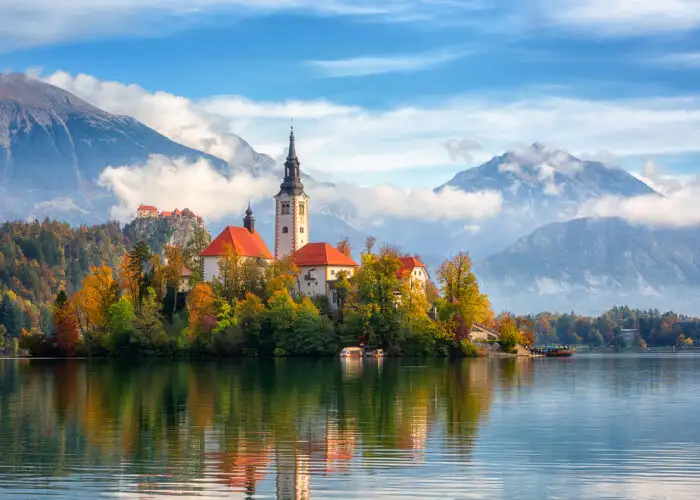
(0, 358), (518, 497)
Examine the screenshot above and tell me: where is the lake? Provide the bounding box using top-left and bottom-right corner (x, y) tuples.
(1, 354), (700, 499)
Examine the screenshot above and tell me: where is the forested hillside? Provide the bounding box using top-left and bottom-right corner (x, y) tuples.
(0, 220), (127, 337)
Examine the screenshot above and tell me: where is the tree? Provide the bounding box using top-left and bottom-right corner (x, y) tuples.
(183, 226), (212, 283)
(0, 324), (6, 346)
(345, 247), (404, 349)
(498, 314), (522, 353)
(132, 288), (167, 350)
(188, 282), (217, 340)
(265, 254), (299, 299)
(73, 265), (119, 337)
(107, 296), (136, 352)
(364, 236), (376, 255)
(266, 290), (298, 355)
(236, 293), (265, 352)
(54, 291), (81, 355)
(336, 237), (351, 258)
(437, 252), (491, 342)
(164, 245), (185, 317)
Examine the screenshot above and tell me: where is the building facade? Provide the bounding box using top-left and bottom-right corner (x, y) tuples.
(200, 206), (273, 282)
(274, 128), (310, 260)
(293, 243), (359, 310)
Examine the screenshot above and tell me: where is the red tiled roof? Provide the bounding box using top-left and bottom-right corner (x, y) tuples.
(397, 257), (427, 278)
(200, 226), (273, 260)
(173, 209), (181, 215)
(294, 242), (359, 267)
(161, 211), (172, 217)
(138, 205), (158, 211)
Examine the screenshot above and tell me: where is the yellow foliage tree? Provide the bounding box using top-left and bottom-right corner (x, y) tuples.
(437, 252), (492, 341)
(188, 282), (216, 340)
(74, 265), (119, 335)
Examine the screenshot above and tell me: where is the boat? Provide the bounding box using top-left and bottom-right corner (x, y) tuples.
(340, 347), (364, 358)
(545, 347), (575, 358)
(365, 348), (384, 358)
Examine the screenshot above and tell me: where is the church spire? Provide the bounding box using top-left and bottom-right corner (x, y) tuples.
(278, 126), (305, 196)
(243, 202), (255, 233)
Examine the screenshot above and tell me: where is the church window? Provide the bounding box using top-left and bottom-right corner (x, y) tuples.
(282, 226), (289, 234)
(281, 202), (291, 215)
(300, 227), (305, 234)
(299, 203), (306, 216)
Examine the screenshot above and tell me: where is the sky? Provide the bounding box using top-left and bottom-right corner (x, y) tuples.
(3, 0), (700, 196)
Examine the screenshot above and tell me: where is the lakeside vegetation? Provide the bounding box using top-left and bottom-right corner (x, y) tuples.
(0, 219), (697, 358)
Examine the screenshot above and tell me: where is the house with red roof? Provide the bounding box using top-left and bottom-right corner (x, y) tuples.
(200, 206), (273, 283)
(293, 242), (359, 310)
(397, 257), (429, 292)
(137, 204), (159, 218)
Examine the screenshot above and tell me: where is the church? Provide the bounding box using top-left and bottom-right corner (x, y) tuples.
(200, 128), (360, 309)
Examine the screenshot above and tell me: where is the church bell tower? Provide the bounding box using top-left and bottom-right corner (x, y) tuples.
(274, 127), (309, 259)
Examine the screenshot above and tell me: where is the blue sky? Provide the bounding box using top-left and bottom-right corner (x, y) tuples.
(4, 0), (700, 191)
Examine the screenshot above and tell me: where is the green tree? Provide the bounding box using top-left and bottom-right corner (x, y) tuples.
(132, 288), (168, 352)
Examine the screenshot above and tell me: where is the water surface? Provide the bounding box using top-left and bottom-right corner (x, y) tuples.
(1, 354), (699, 499)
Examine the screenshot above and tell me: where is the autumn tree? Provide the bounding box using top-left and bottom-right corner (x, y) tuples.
(336, 237), (351, 258)
(497, 314), (522, 353)
(54, 291), (81, 355)
(73, 265), (119, 338)
(188, 282), (217, 341)
(437, 252), (492, 342)
(264, 254), (299, 299)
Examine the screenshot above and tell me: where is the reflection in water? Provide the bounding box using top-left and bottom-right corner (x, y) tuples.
(2, 355), (700, 499)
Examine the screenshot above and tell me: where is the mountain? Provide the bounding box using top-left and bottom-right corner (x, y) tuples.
(476, 217), (700, 315)
(0, 74), (228, 221)
(435, 143), (659, 259)
(437, 143), (655, 206)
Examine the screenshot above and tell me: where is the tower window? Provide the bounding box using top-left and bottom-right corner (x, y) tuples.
(282, 226), (289, 234)
(299, 203), (305, 216)
(300, 227), (305, 234)
(280, 202), (291, 215)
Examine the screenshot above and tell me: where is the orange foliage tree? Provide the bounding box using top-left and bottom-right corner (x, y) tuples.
(54, 291), (81, 355)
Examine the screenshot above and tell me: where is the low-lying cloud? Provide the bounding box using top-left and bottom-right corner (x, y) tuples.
(98, 155), (278, 223)
(99, 155), (503, 224)
(581, 162), (700, 227)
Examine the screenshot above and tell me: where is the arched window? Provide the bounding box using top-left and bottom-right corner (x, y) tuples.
(282, 226), (289, 234)
(300, 227), (305, 234)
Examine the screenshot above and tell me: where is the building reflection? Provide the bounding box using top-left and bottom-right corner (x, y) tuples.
(0, 359), (508, 499)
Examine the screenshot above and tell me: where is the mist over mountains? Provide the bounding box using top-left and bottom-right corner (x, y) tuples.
(0, 73), (696, 315)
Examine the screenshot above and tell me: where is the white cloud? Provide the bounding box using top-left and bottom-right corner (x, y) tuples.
(40, 71), (700, 184)
(98, 155), (502, 224)
(445, 137), (481, 163)
(580, 163), (700, 227)
(307, 49), (465, 78)
(314, 183), (502, 221)
(545, 0), (700, 34)
(0, 0), (490, 49)
(98, 155), (278, 223)
(633, 159), (684, 196)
